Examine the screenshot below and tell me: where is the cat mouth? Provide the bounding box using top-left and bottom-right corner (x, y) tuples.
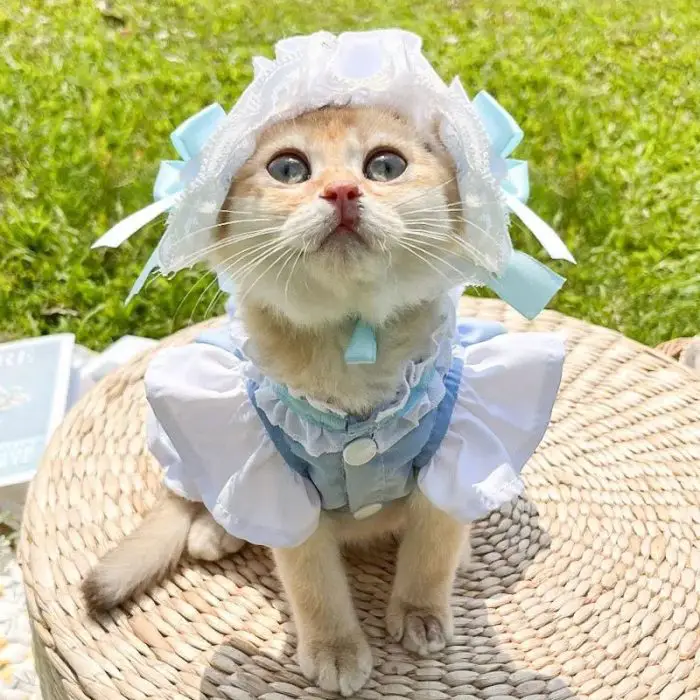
(318, 225), (367, 251)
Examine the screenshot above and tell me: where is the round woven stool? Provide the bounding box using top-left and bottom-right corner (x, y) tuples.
(19, 299), (700, 700)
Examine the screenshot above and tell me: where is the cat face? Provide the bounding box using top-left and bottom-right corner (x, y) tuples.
(214, 106), (465, 324)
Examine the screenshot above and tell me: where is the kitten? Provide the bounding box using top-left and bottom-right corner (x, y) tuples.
(83, 106), (470, 697)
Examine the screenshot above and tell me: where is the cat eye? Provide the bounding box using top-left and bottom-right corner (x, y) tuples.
(363, 150), (407, 182)
(267, 153), (311, 184)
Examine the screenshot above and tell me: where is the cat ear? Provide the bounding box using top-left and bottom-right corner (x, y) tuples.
(419, 116), (451, 163)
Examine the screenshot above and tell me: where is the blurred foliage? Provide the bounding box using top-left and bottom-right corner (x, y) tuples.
(1, 0), (698, 347)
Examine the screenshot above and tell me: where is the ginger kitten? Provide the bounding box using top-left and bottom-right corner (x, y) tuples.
(83, 106), (470, 696)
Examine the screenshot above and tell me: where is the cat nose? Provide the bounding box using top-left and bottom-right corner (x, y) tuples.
(320, 182), (361, 204)
(320, 182), (362, 228)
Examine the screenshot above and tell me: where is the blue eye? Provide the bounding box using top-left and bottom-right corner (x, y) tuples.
(267, 153), (310, 184)
(364, 150), (407, 182)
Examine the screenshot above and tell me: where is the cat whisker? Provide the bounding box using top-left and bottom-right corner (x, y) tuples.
(395, 177), (456, 211)
(403, 230), (492, 269)
(283, 250), (300, 303)
(400, 237), (475, 279)
(275, 247), (298, 285)
(403, 208), (464, 218)
(403, 219), (461, 232)
(454, 216), (505, 245)
(203, 286), (225, 322)
(404, 189), (508, 211)
(155, 240), (242, 276)
(160, 225), (282, 272)
(238, 245), (295, 304)
(159, 219), (279, 266)
(402, 202), (466, 216)
(377, 237), (390, 256)
(284, 242), (309, 303)
(434, 233), (493, 270)
(188, 269), (225, 325)
(163, 219), (241, 247)
(405, 221), (486, 263)
(404, 235), (480, 263)
(138, 225), (283, 290)
(408, 212), (506, 247)
(217, 209), (284, 220)
(233, 238), (292, 287)
(396, 239), (459, 286)
(173, 267), (217, 322)
(223, 239), (289, 282)
(186, 240), (283, 323)
(191, 239), (286, 306)
(403, 228), (453, 243)
(167, 217), (282, 254)
(403, 205), (512, 246)
(189, 240), (285, 321)
(402, 216), (462, 228)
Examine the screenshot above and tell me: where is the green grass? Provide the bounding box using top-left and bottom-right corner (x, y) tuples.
(1, 0), (698, 349)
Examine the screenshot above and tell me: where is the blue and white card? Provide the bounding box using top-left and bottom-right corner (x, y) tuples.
(0, 334), (75, 487)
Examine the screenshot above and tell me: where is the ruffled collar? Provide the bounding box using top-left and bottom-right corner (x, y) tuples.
(232, 296), (455, 415)
(225, 294), (458, 456)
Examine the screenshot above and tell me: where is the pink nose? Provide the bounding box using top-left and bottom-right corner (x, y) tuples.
(321, 182), (361, 203)
(320, 182), (362, 229)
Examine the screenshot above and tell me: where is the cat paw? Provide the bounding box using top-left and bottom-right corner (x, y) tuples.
(186, 515), (245, 561)
(386, 600), (452, 656)
(298, 633), (373, 696)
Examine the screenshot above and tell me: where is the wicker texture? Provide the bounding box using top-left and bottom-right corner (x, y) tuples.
(19, 298), (700, 700)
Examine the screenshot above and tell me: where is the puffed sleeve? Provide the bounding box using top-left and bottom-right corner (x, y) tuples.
(144, 341), (320, 548)
(418, 332), (565, 521)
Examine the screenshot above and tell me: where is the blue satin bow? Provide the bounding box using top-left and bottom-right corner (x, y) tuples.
(473, 91), (529, 202)
(153, 103), (227, 201)
(471, 91), (575, 321)
(92, 103), (227, 301)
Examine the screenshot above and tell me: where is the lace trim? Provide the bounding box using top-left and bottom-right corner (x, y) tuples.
(155, 30), (509, 283)
(225, 293), (457, 457)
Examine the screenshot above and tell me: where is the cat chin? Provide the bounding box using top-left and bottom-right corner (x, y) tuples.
(241, 268), (447, 329)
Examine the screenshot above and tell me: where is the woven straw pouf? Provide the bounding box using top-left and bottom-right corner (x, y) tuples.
(19, 298), (700, 700)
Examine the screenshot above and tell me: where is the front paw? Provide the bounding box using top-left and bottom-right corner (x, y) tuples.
(386, 599), (452, 656)
(298, 632), (372, 697)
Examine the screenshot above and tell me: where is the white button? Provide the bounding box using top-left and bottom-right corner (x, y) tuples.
(353, 503), (383, 520)
(342, 437), (378, 466)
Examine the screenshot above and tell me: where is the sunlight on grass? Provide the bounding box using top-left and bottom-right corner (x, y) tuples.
(1, 0), (698, 347)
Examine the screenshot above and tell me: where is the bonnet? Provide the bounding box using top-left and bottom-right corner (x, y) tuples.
(93, 29), (574, 319)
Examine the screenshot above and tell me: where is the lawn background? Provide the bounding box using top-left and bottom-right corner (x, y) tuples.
(1, 0), (698, 348)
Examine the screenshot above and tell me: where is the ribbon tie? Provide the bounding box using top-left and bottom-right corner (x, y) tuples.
(92, 103), (227, 301)
(472, 91), (575, 320)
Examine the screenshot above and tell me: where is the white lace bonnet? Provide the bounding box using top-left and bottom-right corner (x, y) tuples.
(93, 29), (574, 319)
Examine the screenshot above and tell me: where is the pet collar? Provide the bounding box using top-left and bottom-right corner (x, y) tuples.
(93, 29), (575, 361)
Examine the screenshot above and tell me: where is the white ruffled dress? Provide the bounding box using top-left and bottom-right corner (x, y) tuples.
(145, 297), (564, 548)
